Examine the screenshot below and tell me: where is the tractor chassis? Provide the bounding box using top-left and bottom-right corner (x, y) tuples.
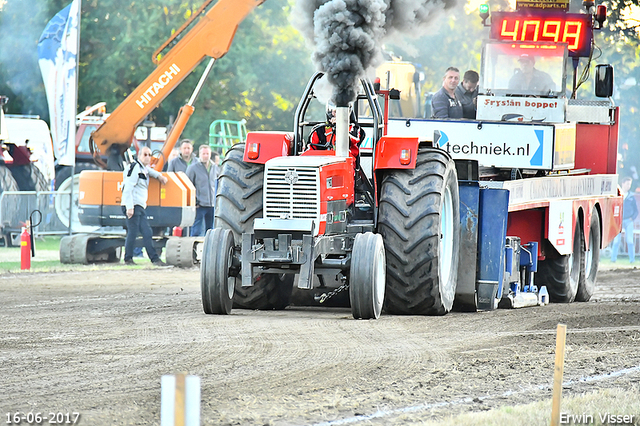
(241, 219), (375, 290)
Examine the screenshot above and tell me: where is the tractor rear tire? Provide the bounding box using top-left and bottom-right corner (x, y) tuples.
(349, 232), (386, 320)
(201, 228), (235, 315)
(212, 143), (293, 310)
(0, 164), (19, 194)
(9, 163), (49, 192)
(378, 148), (460, 315)
(576, 209), (600, 302)
(537, 222), (583, 303)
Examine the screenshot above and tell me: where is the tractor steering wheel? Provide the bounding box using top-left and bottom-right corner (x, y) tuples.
(306, 123), (333, 151)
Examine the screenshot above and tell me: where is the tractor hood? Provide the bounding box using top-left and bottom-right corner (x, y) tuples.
(265, 154), (348, 169)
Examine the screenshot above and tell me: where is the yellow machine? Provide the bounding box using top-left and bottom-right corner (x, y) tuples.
(375, 60), (423, 118)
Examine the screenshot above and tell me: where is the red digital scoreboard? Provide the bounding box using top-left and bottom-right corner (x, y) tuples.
(490, 12), (593, 57)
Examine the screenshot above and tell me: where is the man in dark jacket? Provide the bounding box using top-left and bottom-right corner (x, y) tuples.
(455, 70), (479, 119)
(431, 67), (463, 119)
(186, 145), (218, 236)
(167, 139), (196, 173)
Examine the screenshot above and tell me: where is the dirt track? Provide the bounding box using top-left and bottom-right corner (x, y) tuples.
(1, 267), (639, 425)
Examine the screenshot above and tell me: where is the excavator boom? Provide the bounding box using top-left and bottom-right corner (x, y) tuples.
(91, 0), (265, 160)
(70, 0), (266, 268)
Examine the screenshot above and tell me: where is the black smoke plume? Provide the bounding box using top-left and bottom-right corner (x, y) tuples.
(292, 0), (458, 107)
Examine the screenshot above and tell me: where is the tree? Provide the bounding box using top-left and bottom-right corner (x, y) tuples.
(78, 0), (313, 148)
(3, 0), (639, 170)
(0, 0), (68, 119)
(1, 0), (313, 152)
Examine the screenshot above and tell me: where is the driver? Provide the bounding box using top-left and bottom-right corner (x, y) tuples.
(308, 101), (365, 161)
(508, 54), (556, 93)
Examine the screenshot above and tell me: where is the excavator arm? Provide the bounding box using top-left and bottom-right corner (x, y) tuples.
(90, 0), (265, 167)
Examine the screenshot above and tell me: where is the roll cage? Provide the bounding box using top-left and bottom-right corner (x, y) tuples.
(292, 72), (384, 157)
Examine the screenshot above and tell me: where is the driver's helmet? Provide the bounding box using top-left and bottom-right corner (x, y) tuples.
(326, 100), (353, 125)
(326, 100), (337, 125)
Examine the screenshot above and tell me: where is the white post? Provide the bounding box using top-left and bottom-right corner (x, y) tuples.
(161, 374), (201, 426)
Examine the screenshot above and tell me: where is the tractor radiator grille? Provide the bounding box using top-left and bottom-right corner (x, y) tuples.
(264, 166), (320, 220)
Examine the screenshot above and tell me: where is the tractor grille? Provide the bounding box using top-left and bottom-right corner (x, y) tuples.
(264, 166), (320, 220)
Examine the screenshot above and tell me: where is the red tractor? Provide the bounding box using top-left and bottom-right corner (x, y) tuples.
(201, 72), (460, 319)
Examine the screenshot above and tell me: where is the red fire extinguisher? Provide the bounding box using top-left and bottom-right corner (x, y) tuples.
(20, 224), (31, 270)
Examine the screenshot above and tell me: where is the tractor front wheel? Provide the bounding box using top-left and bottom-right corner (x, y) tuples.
(349, 232), (386, 320)
(213, 143), (293, 310)
(201, 228), (236, 315)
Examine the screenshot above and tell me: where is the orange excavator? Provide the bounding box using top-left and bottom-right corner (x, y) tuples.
(60, 0), (266, 266)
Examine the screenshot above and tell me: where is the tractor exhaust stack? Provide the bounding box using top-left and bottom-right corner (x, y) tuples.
(335, 106), (349, 158)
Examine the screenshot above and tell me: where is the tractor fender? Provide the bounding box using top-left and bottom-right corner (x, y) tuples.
(243, 131), (292, 164)
(373, 136), (420, 170)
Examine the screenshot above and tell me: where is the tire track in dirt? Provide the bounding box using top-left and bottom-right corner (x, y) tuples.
(2, 268), (640, 425)
(303, 365), (640, 426)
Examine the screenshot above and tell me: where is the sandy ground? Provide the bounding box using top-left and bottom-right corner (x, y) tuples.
(1, 267), (639, 425)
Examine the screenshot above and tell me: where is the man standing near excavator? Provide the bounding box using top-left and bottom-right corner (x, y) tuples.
(121, 146), (169, 266)
(186, 144), (218, 236)
(167, 139), (196, 173)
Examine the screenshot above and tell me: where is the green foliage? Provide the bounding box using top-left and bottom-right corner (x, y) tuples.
(596, 8), (640, 178)
(181, 0), (313, 145)
(0, 0), (313, 149)
(0, 0), (68, 118)
(77, 0), (313, 148)
(1, 0), (640, 171)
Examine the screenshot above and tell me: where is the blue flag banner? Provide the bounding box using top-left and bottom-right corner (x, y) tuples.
(37, 0), (79, 167)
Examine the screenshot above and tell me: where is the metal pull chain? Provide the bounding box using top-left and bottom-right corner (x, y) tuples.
(316, 283), (349, 303)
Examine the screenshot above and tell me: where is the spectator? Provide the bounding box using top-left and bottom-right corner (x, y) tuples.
(611, 177), (639, 263)
(431, 67), (463, 119)
(167, 139), (196, 173)
(162, 148), (179, 172)
(455, 70), (479, 119)
(212, 150), (221, 199)
(186, 145), (217, 236)
(212, 151), (221, 175)
(121, 146), (169, 266)
(508, 54), (555, 93)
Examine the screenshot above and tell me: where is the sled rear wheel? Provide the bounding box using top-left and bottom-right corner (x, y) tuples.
(576, 209), (600, 302)
(537, 222), (582, 303)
